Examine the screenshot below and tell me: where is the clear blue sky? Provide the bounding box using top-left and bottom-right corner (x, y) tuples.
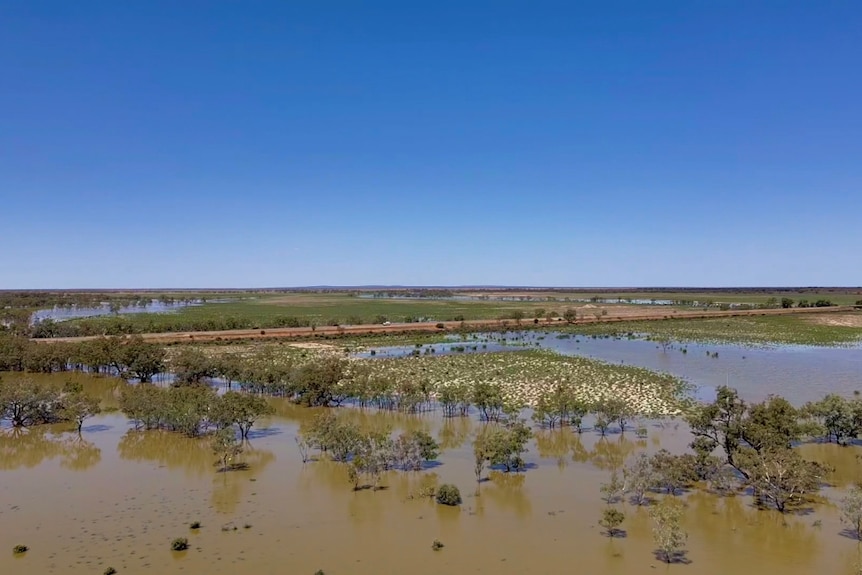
(1, 1), (860, 289)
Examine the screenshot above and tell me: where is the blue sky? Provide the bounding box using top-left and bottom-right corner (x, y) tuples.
(1, 1), (859, 288)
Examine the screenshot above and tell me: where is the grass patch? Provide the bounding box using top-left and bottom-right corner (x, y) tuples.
(358, 350), (691, 417)
(567, 314), (862, 346)
(170, 537), (189, 551)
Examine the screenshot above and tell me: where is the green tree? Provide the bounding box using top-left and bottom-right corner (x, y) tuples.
(600, 507), (625, 538)
(738, 447), (826, 513)
(650, 497), (688, 564)
(804, 394), (860, 445)
(290, 357), (348, 407)
(212, 427), (243, 471)
(393, 430), (439, 471)
(472, 381), (504, 422)
(171, 347), (217, 385)
(122, 336), (166, 382)
(0, 376), (62, 427)
(624, 452), (656, 505)
(60, 391), (101, 433)
(650, 450), (698, 496)
(473, 419), (532, 473)
(212, 392), (274, 439)
(436, 484), (462, 506)
(841, 485), (862, 540)
(600, 469), (627, 504)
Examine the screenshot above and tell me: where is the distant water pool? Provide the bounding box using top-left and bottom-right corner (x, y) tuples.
(361, 330), (862, 405)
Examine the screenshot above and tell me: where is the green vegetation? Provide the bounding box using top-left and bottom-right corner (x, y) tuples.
(600, 507), (625, 538)
(0, 376), (101, 429)
(431, 540), (445, 551)
(571, 314), (862, 346)
(841, 486), (862, 540)
(687, 387), (827, 512)
(301, 412), (442, 489)
(212, 428), (243, 471)
(18, 288), (857, 338)
(104, 567), (117, 575)
(435, 484), (462, 506)
(12, 545), (28, 555)
(650, 498), (687, 563)
(0, 333), (166, 377)
(190, 521), (201, 530)
(473, 419), (532, 476)
(34, 293), (568, 336)
(365, 350), (690, 416)
(119, 383), (272, 438)
(170, 537), (189, 551)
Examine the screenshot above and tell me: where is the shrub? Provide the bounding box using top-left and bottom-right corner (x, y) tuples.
(431, 540), (445, 551)
(436, 484), (462, 506)
(190, 521), (201, 530)
(12, 545), (28, 554)
(104, 568), (117, 575)
(171, 538), (189, 551)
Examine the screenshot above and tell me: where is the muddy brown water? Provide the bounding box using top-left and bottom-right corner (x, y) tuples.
(3, 374), (862, 575)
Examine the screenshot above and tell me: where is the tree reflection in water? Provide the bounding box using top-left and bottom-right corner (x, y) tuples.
(0, 426), (101, 471)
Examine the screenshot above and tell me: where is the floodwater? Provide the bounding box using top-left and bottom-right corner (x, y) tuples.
(365, 331), (862, 405)
(3, 372), (862, 575)
(30, 299), (224, 324)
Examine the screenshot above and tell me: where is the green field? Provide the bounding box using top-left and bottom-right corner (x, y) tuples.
(51, 293), (582, 335)
(24, 289), (862, 339)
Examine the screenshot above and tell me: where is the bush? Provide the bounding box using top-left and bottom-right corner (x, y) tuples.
(436, 484), (462, 506)
(431, 540), (445, 551)
(190, 521), (201, 530)
(171, 537), (189, 551)
(104, 568), (117, 575)
(12, 545), (28, 554)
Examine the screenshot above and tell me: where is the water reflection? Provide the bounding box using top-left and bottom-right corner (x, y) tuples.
(437, 417), (472, 450)
(0, 426), (101, 471)
(117, 430), (275, 479)
(686, 490), (821, 570)
(478, 471), (532, 518)
(30, 299), (219, 323)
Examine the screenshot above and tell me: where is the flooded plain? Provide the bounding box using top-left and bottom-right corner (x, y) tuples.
(365, 331), (862, 404)
(0, 389), (860, 574)
(3, 333), (862, 575)
(30, 299), (225, 324)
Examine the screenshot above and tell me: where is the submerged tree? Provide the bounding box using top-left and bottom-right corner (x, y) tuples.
(60, 390), (101, 433)
(600, 507), (626, 538)
(841, 486), (862, 540)
(649, 450), (698, 496)
(473, 419), (532, 474)
(739, 447), (826, 513)
(600, 469), (627, 504)
(650, 497), (687, 564)
(212, 427), (243, 471)
(624, 453), (656, 506)
(212, 391), (274, 439)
